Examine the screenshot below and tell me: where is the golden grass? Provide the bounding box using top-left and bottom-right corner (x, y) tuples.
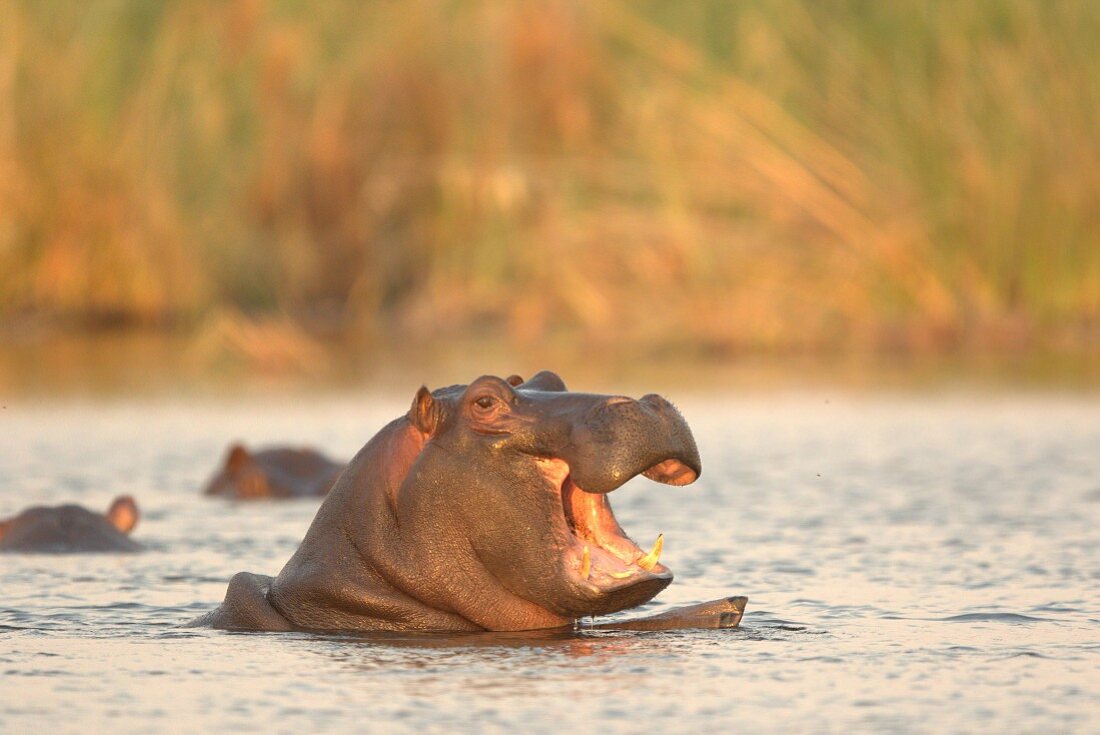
(0, 0), (1097, 358)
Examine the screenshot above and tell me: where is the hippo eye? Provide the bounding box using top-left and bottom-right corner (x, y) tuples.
(474, 395), (497, 410)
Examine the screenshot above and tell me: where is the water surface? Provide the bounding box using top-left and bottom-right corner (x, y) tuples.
(1, 394), (1098, 733)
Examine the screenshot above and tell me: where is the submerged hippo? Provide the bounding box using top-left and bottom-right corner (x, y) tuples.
(193, 371), (746, 632)
(203, 444), (344, 499)
(0, 495), (141, 553)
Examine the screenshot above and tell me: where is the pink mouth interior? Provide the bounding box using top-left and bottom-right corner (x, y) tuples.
(537, 457), (694, 587)
(641, 458), (698, 486)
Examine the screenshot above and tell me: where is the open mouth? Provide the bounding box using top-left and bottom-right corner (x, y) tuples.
(536, 457), (698, 591)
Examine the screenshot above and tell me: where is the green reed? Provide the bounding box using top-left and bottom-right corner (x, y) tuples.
(0, 0), (1096, 355)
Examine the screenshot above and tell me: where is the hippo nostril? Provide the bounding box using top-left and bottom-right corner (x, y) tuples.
(605, 397), (633, 407)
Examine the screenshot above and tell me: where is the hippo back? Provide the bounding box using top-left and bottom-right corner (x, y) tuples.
(0, 505), (141, 553)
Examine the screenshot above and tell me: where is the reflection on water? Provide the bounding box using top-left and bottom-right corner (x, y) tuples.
(1, 394), (1098, 732)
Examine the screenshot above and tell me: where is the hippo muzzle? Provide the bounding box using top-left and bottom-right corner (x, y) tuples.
(565, 393), (701, 494)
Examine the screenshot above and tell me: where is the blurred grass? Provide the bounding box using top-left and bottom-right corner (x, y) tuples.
(0, 0), (1097, 367)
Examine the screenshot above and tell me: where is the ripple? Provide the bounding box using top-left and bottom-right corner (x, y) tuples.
(939, 613), (1048, 623)
(2, 396), (1099, 733)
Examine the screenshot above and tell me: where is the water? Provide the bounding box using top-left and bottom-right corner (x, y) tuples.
(1, 393), (1098, 733)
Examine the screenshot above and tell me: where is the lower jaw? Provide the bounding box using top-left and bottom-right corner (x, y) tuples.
(562, 573), (674, 618)
(561, 530), (673, 615)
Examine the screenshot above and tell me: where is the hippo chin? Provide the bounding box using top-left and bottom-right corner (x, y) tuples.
(192, 371), (746, 632)
(0, 495), (141, 553)
(203, 445), (344, 499)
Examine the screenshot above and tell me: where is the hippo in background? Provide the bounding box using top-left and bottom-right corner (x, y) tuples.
(0, 495), (141, 553)
(193, 370), (747, 633)
(202, 444), (345, 499)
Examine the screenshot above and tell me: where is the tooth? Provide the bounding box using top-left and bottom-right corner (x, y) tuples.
(580, 545), (591, 580)
(636, 534), (664, 571)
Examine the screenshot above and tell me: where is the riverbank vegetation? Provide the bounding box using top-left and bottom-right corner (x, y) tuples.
(1, 0), (1097, 367)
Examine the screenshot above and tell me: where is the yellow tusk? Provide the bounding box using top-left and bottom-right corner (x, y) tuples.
(636, 534), (664, 571)
(580, 545), (591, 580)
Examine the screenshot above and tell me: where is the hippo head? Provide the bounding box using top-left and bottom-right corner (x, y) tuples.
(203, 445), (343, 499)
(204, 445), (280, 498)
(0, 495), (140, 553)
(363, 370), (701, 627)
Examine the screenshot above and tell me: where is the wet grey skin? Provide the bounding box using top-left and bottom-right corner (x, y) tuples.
(203, 445), (345, 499)
(192, 371), (747, 633)
(0, 496), (141, 553)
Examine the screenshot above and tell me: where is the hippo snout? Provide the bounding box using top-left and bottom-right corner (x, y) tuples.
(566, 392), (701, 494)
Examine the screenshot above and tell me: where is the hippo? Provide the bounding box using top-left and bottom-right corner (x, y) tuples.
(0, 495), (141, 553)
(192, 371), (747, 632)
(202, 444), (344, 499)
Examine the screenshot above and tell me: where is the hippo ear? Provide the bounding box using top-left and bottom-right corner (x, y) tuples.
(522, 370), (567, 392)
(505, 375), (524, 387)
(226, 443), (252, 472)
(409, 386), (442, 436)
(106, 495), (139, 534)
